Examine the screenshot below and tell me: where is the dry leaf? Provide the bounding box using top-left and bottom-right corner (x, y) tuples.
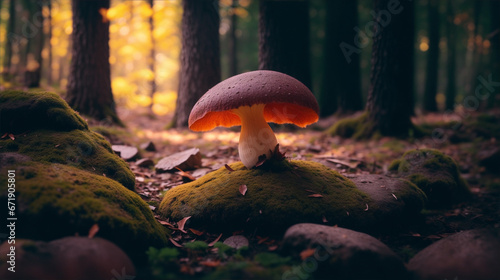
(158, 220), (175, 227)
(177, 216), (191, 233)
(225, 164), (234, 172)
(308, 194), (323, 198)
(175, 167), (196, 181)
(239, 184), (247, 196)
(200, 260), (221, 267)
(392, 193), (398, 200)
(268, 245), (278, 251)
(208, 233), (223, 247)
(300, 248), (316, 260)
(8, 133), (15, 140)
(364, 203), (369, 211)
(1, 133), (7, 139)
(55, 144), (60, 148)
(257, 236), (269, 244)
(189, 228), (204, 236)
(169, 238), (183, 247)
(88, 224), (99, 238)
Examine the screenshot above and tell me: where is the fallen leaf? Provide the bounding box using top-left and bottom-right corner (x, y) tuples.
(200, 260), (221, 267)
(88, 224), (99, 238)
(158, 220), (175, 227)
(1, 133), (7, 139)
(392, 193), (398, 200)
(223, 235), (249, 249)
(308, 194), (323, 198)
(239, 184), (247, 196)
(8, 133), (15, 140)
(257, 236), (269, 244)
(208, 233), (223, 247)
(111, 145), (139, 161)
(156, 148), (202, 172)
(322, 216), (328, 223)
(254, 155), (267, 167)
(300, 248), (316, 260)
(55, 144), (60, 148)
(177, 216), (191, 233)
(364, 203), (369, 211)
(169, 238), (183, 247)
(326, 158), (360, 169)
(268, 245), (278, 251)
(189, 228), (204, 236)
(175, 167), (196, 181)
(225, 164), (234, 172)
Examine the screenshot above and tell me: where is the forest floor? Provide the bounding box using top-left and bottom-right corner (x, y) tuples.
(93, 107), (500, 278)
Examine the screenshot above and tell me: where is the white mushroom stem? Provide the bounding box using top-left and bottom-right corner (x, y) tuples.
(232, 104), (278, 168)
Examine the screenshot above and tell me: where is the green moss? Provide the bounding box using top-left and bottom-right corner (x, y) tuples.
(391, 149), (470, 208)
(254, 253), (292, 267)
(328, 112), (369, 138)
(0, 90), (88, 133)
(0, 129), (135, 189)
(159, 160), (371, 234)
(0, 162), (168, 261)
(204, 261), (290, 280)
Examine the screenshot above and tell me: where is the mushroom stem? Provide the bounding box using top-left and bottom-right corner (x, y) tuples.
(233, 104), (278, 168)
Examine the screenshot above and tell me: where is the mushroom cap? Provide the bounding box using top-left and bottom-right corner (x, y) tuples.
(188, 70), (320, 131)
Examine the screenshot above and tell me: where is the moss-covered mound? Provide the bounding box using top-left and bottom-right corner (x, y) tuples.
(159, 160), (425, 234)
(0, 90), (88, 133)
(389, 149), (470, 208)
(0, 90), (134, 189)
(0, 160), (168, 261)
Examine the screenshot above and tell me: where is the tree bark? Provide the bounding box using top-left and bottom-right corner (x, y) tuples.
(321, 0), (362, 117)
(148, 0), (156, 113)
(228, 0), (238, 76)
(47, 0), (53, 85)
(445, 0), (456, 111)
(66, 0), (121, 125)
(2, 0), (16, 80)
(489, 0), (500, 107)
(23, 0), (44, 88)
(258, 0), (311, 89)
(365, 0), (415, 136)
(423, 0), (439, 112)
(174, 0), (221, 128)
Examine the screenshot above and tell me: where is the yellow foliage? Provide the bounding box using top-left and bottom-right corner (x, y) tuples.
(152, 91), (177, 115)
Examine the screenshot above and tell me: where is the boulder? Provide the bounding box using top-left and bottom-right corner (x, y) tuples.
(389, 149), (470, 208)
(282, 223), (409, 280)
(408, 229), (500, 280)
(159, 160), (426, 235)
(0, 90), (135, 189)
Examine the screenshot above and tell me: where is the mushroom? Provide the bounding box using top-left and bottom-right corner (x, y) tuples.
(189, 70), (319, 168)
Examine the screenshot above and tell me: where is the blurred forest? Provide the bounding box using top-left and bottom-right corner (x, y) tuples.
(0, 0), (498, 118)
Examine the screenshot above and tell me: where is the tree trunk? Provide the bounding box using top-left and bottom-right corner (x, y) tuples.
(148, 0), (156, 113)
(174, 0), (221, 128)
(423, 0), (439, 112)
(321, 0), (362, 117)
(228, 0), (238, 76)
(2, 0), (16, 80)
(445, 0), (456, 111)
(23, 0), (44, 88)
(365, 0), (415, 136)
(66, 0), (121, 125)
(258, 0), (311, 89)
(47, 0), (53, 86)
(490, 0), (500, 107)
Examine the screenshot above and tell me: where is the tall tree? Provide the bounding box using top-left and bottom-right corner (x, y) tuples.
(364, 0), (415, 136)
(228, 0), (238, 76)
(148, 0), (157, 113)
(490, 0), (500, 107)
(173, 0), (221, 127)
(66, 0), (121, 124)
(321, 0), (362, 117)
(445, 0), (456, 111)
(47, 0), (53, 85)
(423, 0), (440, 112)
(23, 0), (44, 88)
(2, 0), (16, 80)
(258, 0), (311, 89)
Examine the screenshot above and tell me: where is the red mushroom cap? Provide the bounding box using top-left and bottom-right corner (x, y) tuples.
(188, 70), (320, 131)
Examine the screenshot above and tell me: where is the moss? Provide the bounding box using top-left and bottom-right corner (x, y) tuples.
(204, 261), (290, 280)
(0, 90), (88, 133)
(390, 149), (470, 208)
(159, 160), (371, 234)
(0, 129), (135, 189)
(328, 112), (369, 138)
(0, 162), (168, 262)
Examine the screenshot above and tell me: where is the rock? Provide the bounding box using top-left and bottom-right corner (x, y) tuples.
(136, 158), (154, 167)
(140, 141), (156, 151)
(0, 237), (136, 280)
(282, 223), (409, 280)
(155, 148), (202, 173)
(159, 160), (426, 235)
(0, 152), (31, 166)
(408, 229), (500, 280)
(0, 90), (135, 189)
(223, 235), (249, 249)
(112, 145), (139, 161)
(0, 161), (168, 263)
(388, 149), (470, 208)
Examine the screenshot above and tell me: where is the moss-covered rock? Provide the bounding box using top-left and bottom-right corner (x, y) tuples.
(389, 149), (470, 208)
(159, 160), (426, 235)
(0, 160), (168, 262)
(0, 90), (134, 189)
(0, 90), (88, 133)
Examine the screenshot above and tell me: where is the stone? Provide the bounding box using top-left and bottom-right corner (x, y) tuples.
(112, 145), (139, 161)
(389, 149), (470, 208)
(159, 160), (426, 235)
(0, 237), (135, 280)
(408, 229), (500, 280)
(0, 90), (135, 189)
(282, 223), (409, 280)
(155, 148), (202, 173)
(0, 161), (168, 262)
